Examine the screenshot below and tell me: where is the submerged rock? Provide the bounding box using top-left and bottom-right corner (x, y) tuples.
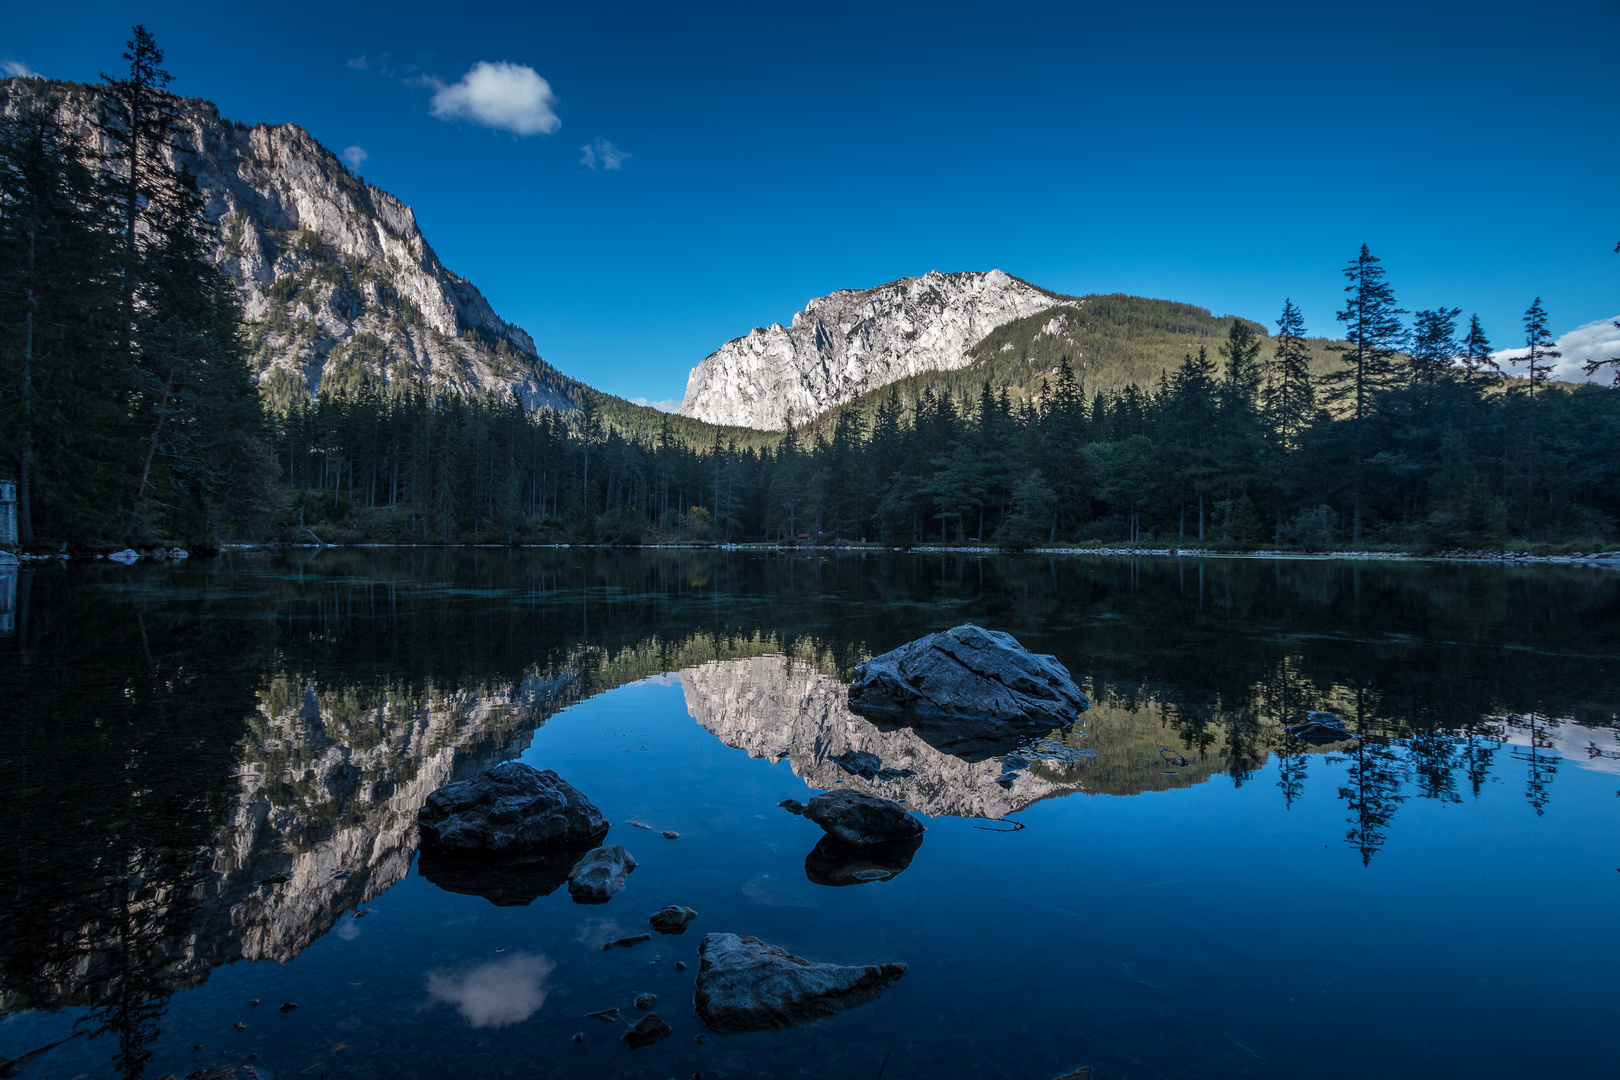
(1286, 711), (1359, 744)
(648, 905), (698, 935)
(778, 799), (807, 816)
(804, 834), (922, 887)
(417, 763), (609, 853)
(634, 992), (657, 1010)
(694, 932), (906, 1033)
(848, 624), (1088, 726)
(829, 749), (916, 781)
(623, 1012), (671, 1048)
(567, 844), (636, 903)
(417, 840), (602, 906)
(804, 789), (924, 847)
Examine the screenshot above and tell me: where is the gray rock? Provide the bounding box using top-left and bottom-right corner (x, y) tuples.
(804, 789), (923, 847)
(417, 763), (608, 853)
(623, 1012), (671, 1049)
(778, 799), (807, 816)
(1286, 711), (1359, 744)
(648, 905), (698, 935)
(694, 932), (906, 1033)
(848, 624), (1087, 726)
(634, 993), (657, 1010)
(567, 844), (636, 903)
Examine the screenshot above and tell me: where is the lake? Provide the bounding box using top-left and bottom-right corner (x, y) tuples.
(1, 550), (1617, 1079)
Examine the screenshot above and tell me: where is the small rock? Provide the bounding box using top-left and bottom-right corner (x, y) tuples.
(649, 905), (699, 935)
(693, 932), (906, 1033)
(623, 1012), (672, 1049)
(277, 1002), (298, 1013)
(1054, 1069), (1093, 1080)
(695, 1033), (706, 1044)
(804, 789), (924, 847)
(1286, 712), (1359, 744)
(584, 1007), (620, 1022)
(676, 961), (687, 971)
(571, 1032), (584, 1043)
(661, 830), (680, 839)
(567, 844), (636, 903)
(248, 999), (259, 1006)
(352, 908), (372, 918)
(778, 799), (806, 816)
(602, 933), (652, 950)
(634, 993), (657, 1010)
(626, 820), (654, 830)
(232, 1022), (247, 1030)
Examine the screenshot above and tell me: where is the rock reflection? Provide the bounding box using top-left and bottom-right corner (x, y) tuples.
(424, 952), (555, 1028)
(804, 834), (923, 887)
(416, 840), (603, 907)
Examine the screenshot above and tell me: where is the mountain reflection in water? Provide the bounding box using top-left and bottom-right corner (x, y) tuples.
(1, 549), (1616, 1078)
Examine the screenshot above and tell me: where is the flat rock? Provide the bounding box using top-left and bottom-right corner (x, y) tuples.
(567, 844), (636, 903)
(417, 763), (608, 853)
(804, 789), (923, 847)
(648, 905), (698, 935)
(623, 1012), (671, 1049)
(848, 624), (1088, 726)
(694, 932), (906, 1033)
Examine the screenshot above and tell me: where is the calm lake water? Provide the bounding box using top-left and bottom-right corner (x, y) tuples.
(1, 550), (1617, 1079)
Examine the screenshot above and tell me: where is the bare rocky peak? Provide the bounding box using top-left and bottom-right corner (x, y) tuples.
(1, 78), (582, 410)
(679, 269), (1069, 431)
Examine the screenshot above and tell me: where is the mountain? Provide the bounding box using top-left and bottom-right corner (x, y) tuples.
(678, 269), (1067, 431)
(1, 78), (586, 412)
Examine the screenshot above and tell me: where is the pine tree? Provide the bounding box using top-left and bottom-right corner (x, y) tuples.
(1263, 299), (1314, 450)
(1458, 314), (1498, 385)
(1408, 307), (1461, 394)
(1326, 245), (1406, 542)
(1513, 297), (1560, 402)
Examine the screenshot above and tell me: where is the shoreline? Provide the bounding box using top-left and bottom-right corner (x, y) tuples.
(8, 543), (1620, 568)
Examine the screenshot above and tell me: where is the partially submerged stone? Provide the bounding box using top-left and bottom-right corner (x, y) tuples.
(567, 844), (636, 903)
(694, 932), (906, 1033)
(804, 789), (923, 847)
(648, 905), (698, 934)
(848, 624), (1088, 726)
(623, 1012), (671, 1048)
(804, 834), (921, 887)
(417, 763), (608, 853)
(1286, 711), (1359, 744)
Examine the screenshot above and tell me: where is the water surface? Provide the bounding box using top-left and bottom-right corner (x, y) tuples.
(1, 551), (1616, 1079)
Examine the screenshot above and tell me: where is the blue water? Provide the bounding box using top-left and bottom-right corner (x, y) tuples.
(1, 551), (1616, 1079)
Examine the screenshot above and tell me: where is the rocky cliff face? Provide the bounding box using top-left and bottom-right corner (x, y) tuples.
(679, 270), (1067, 430)
(0, 79), (582, 410)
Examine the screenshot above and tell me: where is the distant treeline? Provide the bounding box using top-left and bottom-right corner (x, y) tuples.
(4, 30), (1618, 551)
(271, 277), (1620, 551)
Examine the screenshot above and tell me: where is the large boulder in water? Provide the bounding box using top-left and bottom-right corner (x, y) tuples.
(848, 625), (1087, 725)
(417, 762), (608, 853)
(804, 789), (924, 846)
(694, 932), (906, 1033)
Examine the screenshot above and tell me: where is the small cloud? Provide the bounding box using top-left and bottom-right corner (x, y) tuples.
(428, 61), (560, 137)
(2, 59), (41, 78)
(580, 137), (629, 170)
(425, 953), (554, 1028)
(347, 55), (369, 71)
(341, 145), (369, 171)
(630, 397), (681, 413)
(1493, 315), (1620, 383)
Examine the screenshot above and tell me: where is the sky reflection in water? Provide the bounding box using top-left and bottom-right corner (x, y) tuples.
(0, 550), (1616, 1079)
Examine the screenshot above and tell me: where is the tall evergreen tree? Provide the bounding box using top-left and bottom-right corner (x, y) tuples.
(1326, 245), (1406, 541)
(1263, 299), (1314, 450)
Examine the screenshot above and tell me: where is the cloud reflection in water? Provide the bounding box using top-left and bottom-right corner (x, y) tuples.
(425, 952), (555, 1028)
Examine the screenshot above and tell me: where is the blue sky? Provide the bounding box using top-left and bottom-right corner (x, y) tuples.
(6, 1), (1617, 405)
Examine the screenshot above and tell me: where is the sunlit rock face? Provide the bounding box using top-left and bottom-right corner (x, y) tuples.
(678, 655), (1084, 819)
(0, 79), (582, 410)
(679, 270), (1066, 430)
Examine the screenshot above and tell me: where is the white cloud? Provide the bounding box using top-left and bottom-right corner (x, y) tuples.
(347, 55), (369, 71)
(2, 59), (41, 78)
(425, 953), (554, 1028)
(1493, 315), (1620, 384)
(580, 137), (629, 170)
(341, 145), (369, 171)
(428, 62), (560, 137)
(630, 397), (681, 413)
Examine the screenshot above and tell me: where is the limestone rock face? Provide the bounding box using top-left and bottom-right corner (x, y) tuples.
(694, 932), (906, 1033)
(417, 762), (609, 852)
(0, 78), (583, 410)
(849, 624), (1089, 726)
(679, 270), (1065, 430)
